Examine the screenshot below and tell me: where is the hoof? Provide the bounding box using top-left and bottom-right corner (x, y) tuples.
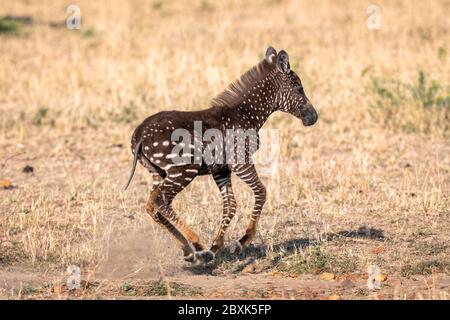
(183, 252), (197, 263)
(194, 250), (215, 264)
(230, 240), (243, 254)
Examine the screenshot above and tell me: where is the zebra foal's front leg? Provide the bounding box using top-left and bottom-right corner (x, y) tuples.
(231, 164), (267, 253)
(210, 170), (237, 254)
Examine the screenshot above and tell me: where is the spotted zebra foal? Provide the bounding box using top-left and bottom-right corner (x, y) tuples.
(125, 47), (318, 264)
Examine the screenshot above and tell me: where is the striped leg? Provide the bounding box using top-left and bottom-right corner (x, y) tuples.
(146, 169), (212, 263)
(210, 170), (237, 254)
(150, 172), (163, 190)
(146, 189), (195, 261)
(231, 164), (266, 252)
(146, 172), (190, 256)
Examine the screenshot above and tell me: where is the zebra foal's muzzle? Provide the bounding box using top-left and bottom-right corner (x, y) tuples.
(301, 104), (318, 126)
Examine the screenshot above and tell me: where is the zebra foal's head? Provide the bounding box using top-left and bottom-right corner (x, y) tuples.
(265, 47), (318, 126)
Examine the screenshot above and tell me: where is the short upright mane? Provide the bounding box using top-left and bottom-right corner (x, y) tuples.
(211, 59), (275, 108)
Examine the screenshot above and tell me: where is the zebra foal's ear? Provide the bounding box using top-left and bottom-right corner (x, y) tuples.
(276, 50), (290, 73)
(265, 46), (277, 63)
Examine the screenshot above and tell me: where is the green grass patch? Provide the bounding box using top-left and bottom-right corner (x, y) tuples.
(367, 70), (450, 135)
(109, 101), (139, 124)
(278, 246), (360, 275)
(0, 17), (21, 35)
(81, 26), (98, 38)
(401, 260), (450, 277)
(121, 279), (203, 297)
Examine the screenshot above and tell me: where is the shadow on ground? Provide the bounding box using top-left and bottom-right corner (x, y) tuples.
(183, 225), (384, 275)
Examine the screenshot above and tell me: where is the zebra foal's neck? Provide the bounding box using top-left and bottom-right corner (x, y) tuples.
(212, 59), (280, 131)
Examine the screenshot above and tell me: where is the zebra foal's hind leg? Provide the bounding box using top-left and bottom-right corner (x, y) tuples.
(146, 173), (195, 261)
(146, 169), (213, 263)
(145, 172), (196, 260)
(210, 170), (237, 254)
(231, 164), (267, 253)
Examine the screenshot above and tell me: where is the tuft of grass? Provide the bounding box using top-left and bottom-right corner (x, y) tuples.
(109, 102), (139, 124)
(368, 70), (450, 135)
(81, 27), (98, 38)
(121, 280), (202, 297)
(151, 1), (163, 10)
(437, 47), (447, 60)
(361, 64), (374, 77)
(401, 260), (450, 277)
(278, 246), (360, 275)
(409, 71), (441, 108)
(0, 240), (26, 265)
(198, 0), (214, 12)
(121, 282), (137, 296)
(0, 17), (21, 35)
(20, 284), (38, 295)
(32, 107), (50, 126)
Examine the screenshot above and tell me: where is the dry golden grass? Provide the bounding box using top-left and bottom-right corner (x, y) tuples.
(0, 0), (449, 299)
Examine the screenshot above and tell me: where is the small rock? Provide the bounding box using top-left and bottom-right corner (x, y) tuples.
(242, 264), (256, 273)
(370, 246), (385, 254)
(320, 272), (335, 281)
(22, 165), (34, 173)
(1, 179), (13, 189)
(375, 274), (387, 282)
(320, 294), (341, 300)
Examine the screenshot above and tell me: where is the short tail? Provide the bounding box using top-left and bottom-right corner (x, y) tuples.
(124, 140), (142, 191)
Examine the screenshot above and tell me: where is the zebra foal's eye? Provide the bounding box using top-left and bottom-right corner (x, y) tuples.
(295, 85), (303, 94)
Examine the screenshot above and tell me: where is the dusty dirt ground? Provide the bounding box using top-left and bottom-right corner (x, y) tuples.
(2, 269), (450, 300)
(1, 125), (449, 300)
(0, 0), (449, 299)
